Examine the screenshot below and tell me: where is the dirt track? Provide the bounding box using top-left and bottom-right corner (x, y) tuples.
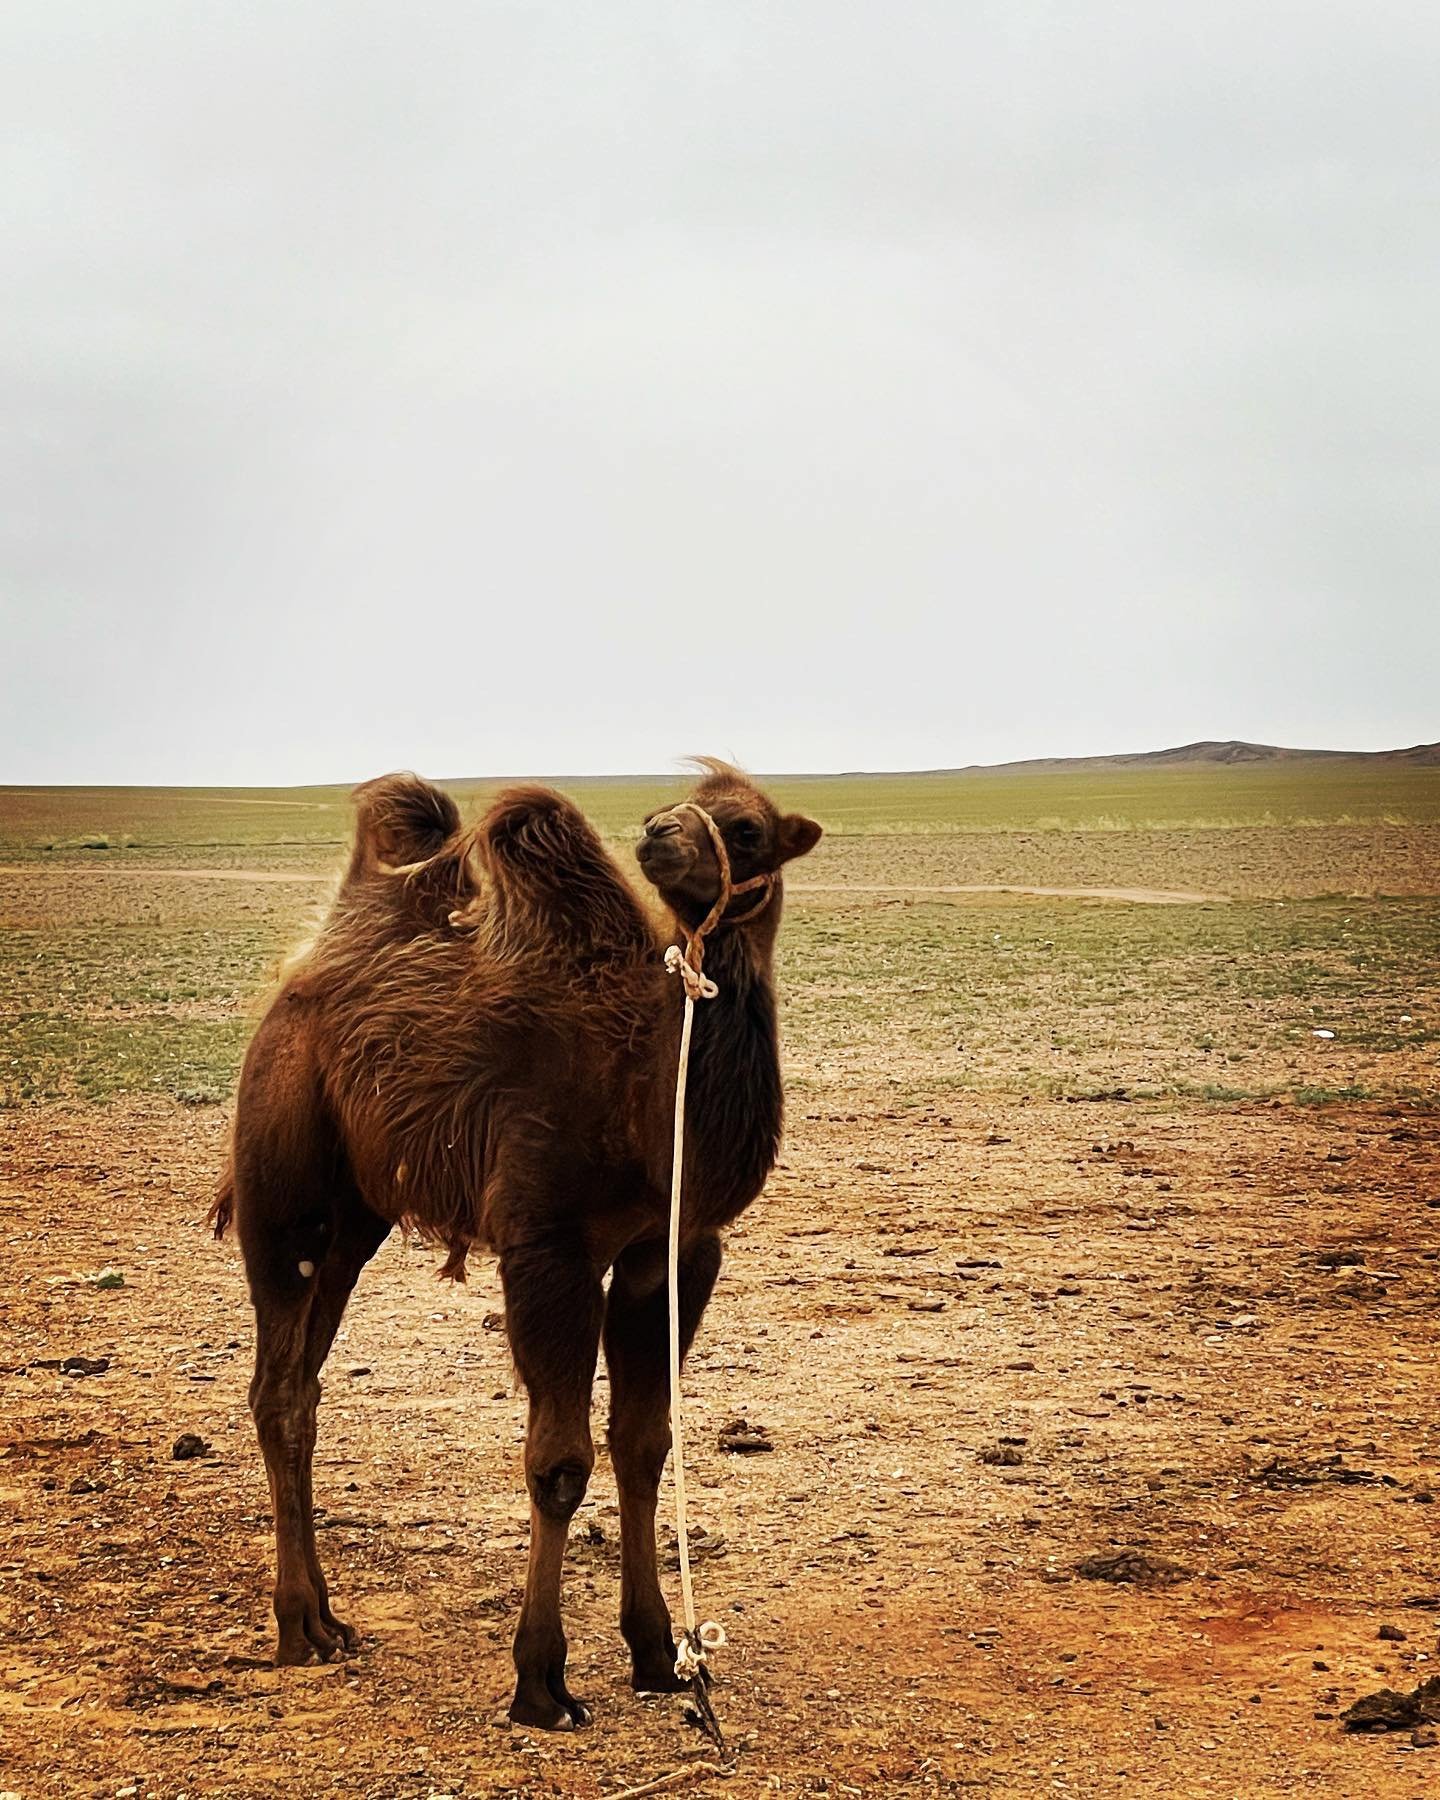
(3, 1091), (1438, 1798)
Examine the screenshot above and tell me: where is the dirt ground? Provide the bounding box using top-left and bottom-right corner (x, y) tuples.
(3, 1085), (1439, 1799)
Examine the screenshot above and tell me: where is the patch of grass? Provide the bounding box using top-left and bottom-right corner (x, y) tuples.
(0, 786), (1436, 1109)
(0, 914), (290, 1106)
(0, 1013), (252, 1105)
(779, 895), (1440, 1105)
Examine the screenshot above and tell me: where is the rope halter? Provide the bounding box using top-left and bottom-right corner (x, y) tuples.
(663, 801), (774, 1002)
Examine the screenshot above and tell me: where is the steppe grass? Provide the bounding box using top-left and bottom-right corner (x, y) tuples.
(3, 865), (1435, 1105)
(3, 759), (1438, 862)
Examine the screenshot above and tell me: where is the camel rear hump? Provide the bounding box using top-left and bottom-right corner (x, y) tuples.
(349, 772), (462, 873)
(336, 772), (479, 926)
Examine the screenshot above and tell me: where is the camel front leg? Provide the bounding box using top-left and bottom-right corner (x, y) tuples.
(604, 1234), (722, 1693)
(501, 1237), (605, 1729)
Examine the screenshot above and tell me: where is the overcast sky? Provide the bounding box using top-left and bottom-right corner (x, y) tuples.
(3, 2), (1436, 783)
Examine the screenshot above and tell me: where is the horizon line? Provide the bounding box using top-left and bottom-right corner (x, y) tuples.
(2, 736), (1437, 792)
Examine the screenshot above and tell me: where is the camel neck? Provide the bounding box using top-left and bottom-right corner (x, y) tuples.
(657, 910), (783, 1228)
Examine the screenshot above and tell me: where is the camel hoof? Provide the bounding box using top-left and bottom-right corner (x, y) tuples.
(322, 1614), (360, 1653)
(508, 1697), (573, 1732)
(508, 1683), (591, 1731)
(632, 1669), (689, 1696)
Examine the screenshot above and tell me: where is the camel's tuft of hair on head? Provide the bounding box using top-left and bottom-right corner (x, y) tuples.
(683, 758), (774, 822)
(683, 755), (751, 791)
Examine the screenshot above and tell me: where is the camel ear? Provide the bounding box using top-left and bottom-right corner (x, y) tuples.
(777, 813), (822, 863)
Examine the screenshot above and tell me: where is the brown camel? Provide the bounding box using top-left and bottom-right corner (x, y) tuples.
(212, 761), (821, 1729)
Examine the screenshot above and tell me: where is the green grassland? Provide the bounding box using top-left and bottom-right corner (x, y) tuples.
(1, 762), (1437, 1111)
(2, 758), (1439, 863)
(2, 881), (1434, 1110)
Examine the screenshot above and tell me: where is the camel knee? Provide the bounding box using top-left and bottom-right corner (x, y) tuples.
(250, 1371), (319, 1441)
(528, 1456), (592, 1521)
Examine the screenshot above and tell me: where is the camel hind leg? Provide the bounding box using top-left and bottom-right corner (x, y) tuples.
(232, 1029), (390, 1662)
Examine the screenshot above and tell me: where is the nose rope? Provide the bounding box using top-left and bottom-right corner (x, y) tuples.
(658, 799), (774, 1750)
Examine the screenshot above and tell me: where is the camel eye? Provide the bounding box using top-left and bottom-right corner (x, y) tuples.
(732, 821), (762, 850)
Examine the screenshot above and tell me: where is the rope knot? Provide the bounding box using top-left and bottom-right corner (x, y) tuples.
(665, 943), (718, 1002)
(674, 1620), (727, 1683)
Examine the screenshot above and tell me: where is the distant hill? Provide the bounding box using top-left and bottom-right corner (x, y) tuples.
(948, 739), (1440, 774)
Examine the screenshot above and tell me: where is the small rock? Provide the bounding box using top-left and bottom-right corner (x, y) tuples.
(1076, 1550), (1189, 1588)
(482, 1312), (505, 1332)
(1341, 1674), (1440, 1732)
(978, 1444), (1024, 1467)
(60, 1355), (110, 1378)
(1413, 1726), (1438, 1748)
(907, 1298), (945, 1313)
(172, 1433), (211, 1461)
(1380, 1624), (1408, 1642)
(1336, 1274), (1388, 1299)
(718, 1418), (773, 1455)
(88, 1269), (126, 1290)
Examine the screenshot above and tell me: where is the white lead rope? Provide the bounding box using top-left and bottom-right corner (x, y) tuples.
(662, 945), (727, 1691)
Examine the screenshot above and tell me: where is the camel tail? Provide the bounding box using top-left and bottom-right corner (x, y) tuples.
(208, 1163), (235, 1240)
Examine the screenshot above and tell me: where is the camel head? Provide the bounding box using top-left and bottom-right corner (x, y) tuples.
(635, 759), (822, 921)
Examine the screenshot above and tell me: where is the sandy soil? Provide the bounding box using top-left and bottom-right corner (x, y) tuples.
(793, 884), (1231, 906)
(802, 827), (1440, 900)
(0, 867), (1231, 901)
(2, 1092), (1438, 1799)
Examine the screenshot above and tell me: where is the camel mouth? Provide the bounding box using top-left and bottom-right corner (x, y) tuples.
(634, 835), (694, 884)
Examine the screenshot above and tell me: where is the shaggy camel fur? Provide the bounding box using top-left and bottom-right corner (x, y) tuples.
(214, 762), (821, 1728)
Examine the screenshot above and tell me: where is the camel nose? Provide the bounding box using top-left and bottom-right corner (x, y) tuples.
(645, 814), (682, 839)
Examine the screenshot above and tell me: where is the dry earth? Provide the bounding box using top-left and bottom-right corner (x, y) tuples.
(2, 787), (1438, 1800)
(3, 1089), (1439, 1799)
